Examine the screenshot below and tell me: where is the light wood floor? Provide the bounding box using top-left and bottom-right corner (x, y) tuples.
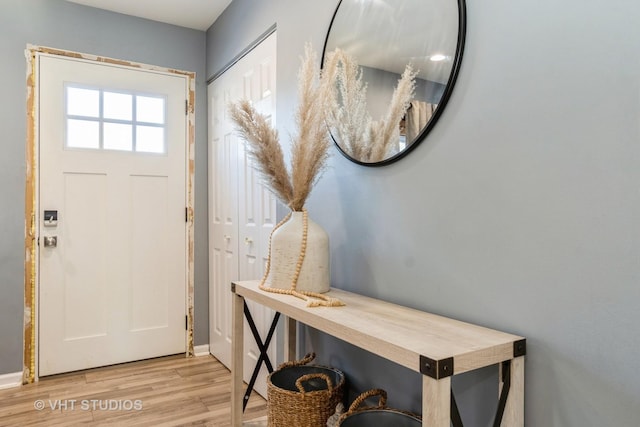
(0, 354), (267, 426)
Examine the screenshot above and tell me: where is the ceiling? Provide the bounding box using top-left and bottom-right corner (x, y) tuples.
(66, 0), (233, 31)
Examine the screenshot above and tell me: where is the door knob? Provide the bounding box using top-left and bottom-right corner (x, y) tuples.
(43, 236), (57, 248)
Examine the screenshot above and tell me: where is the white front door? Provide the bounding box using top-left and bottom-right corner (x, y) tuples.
(38, 53), (188, 376)
(209, 32), (277, 397)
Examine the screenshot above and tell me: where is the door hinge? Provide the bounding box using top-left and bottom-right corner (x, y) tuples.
(185, 99), (188, 115)
(185, 207), (188, 222)
(185, 315), (188, 330)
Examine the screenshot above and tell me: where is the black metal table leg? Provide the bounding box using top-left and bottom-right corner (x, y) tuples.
(451, 391), (464, 427)
(493, 360), (511, 427)
(450, 359), (512, 427)
(242, 301), (280, 412)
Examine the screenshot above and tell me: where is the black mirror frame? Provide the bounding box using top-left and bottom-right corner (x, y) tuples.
(322, 0), (467, 167)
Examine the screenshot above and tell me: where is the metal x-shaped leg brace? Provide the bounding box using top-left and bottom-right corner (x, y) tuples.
(449, 360), (512, 427)
(242, 302), (280, 412)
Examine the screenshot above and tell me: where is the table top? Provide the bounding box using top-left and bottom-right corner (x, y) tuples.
(233, 281), (525, 377)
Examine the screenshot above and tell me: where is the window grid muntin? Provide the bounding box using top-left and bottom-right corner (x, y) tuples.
(64, 83), (167, 154)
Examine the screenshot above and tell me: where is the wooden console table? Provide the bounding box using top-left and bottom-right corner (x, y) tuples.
(231, 280), (525, 427)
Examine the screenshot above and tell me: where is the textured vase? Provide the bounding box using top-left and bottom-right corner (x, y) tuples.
(266, 211), (330, 294)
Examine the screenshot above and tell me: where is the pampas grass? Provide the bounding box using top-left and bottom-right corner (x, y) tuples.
(229, 44), (332, 212)
(290, 44), (333, 211)
(228, 99), (293, 207)
(229, 44), (417, 210)
(322, 48), (370, 161)
(323, 48), (417, 162)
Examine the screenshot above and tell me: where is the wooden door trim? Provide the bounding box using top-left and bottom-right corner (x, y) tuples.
(23, 45), (196, 384)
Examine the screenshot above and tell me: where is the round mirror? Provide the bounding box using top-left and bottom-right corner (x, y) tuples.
(322, 0), (466, 166)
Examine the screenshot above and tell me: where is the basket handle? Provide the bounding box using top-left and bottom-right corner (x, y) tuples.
(347, 388), (387, 413)
(295, 372), (334, 394)
(277, 352), (315, 370)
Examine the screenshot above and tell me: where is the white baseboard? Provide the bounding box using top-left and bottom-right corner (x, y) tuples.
(0, 372), (22, 390)
(193, 344), (210, 357)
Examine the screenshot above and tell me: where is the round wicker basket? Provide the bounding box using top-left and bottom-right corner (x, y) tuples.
(267, 353), (345, 427)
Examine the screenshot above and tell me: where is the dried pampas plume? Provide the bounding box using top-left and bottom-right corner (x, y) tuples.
(322, 48), (370, 161)
(228, 99), (293, 207)
(323, 49), (417, 162)
(290, 44), (333, 211)
(229, 44), (333, 212)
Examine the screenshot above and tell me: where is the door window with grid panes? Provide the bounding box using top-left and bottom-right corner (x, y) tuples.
(65, 85), (167, 154)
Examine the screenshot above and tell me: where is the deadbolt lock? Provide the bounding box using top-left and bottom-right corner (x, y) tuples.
(44, 210), (58, 227)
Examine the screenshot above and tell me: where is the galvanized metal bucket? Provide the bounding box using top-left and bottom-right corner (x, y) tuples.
(339, 408), (422, 426)
(337, 389), (421, 427)
(269, 361), (344, 394)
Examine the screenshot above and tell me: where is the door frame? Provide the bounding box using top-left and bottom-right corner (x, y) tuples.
(23, 45), (196, 384)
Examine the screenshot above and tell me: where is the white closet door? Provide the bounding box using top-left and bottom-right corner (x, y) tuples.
(209, 32), (277, 398)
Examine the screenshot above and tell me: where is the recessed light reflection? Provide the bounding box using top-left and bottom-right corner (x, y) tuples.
(429, 54), (447, 62)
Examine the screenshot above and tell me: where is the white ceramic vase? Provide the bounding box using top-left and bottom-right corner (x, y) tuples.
(266, 211), (330, 294)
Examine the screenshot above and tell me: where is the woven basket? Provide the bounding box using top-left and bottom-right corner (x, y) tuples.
(267, 353), (345, 427)
(337, 389), (421, 427)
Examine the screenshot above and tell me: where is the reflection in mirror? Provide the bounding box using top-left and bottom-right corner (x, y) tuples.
(323, 0), (466, 165)
(323, 49), (418, 163)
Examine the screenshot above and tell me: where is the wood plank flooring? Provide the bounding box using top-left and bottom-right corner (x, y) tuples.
(0, 355), (266, 426)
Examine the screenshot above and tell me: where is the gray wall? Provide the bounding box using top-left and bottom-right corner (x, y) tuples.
(0, 0), (209, 375)
(207, 0), (640, 426)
